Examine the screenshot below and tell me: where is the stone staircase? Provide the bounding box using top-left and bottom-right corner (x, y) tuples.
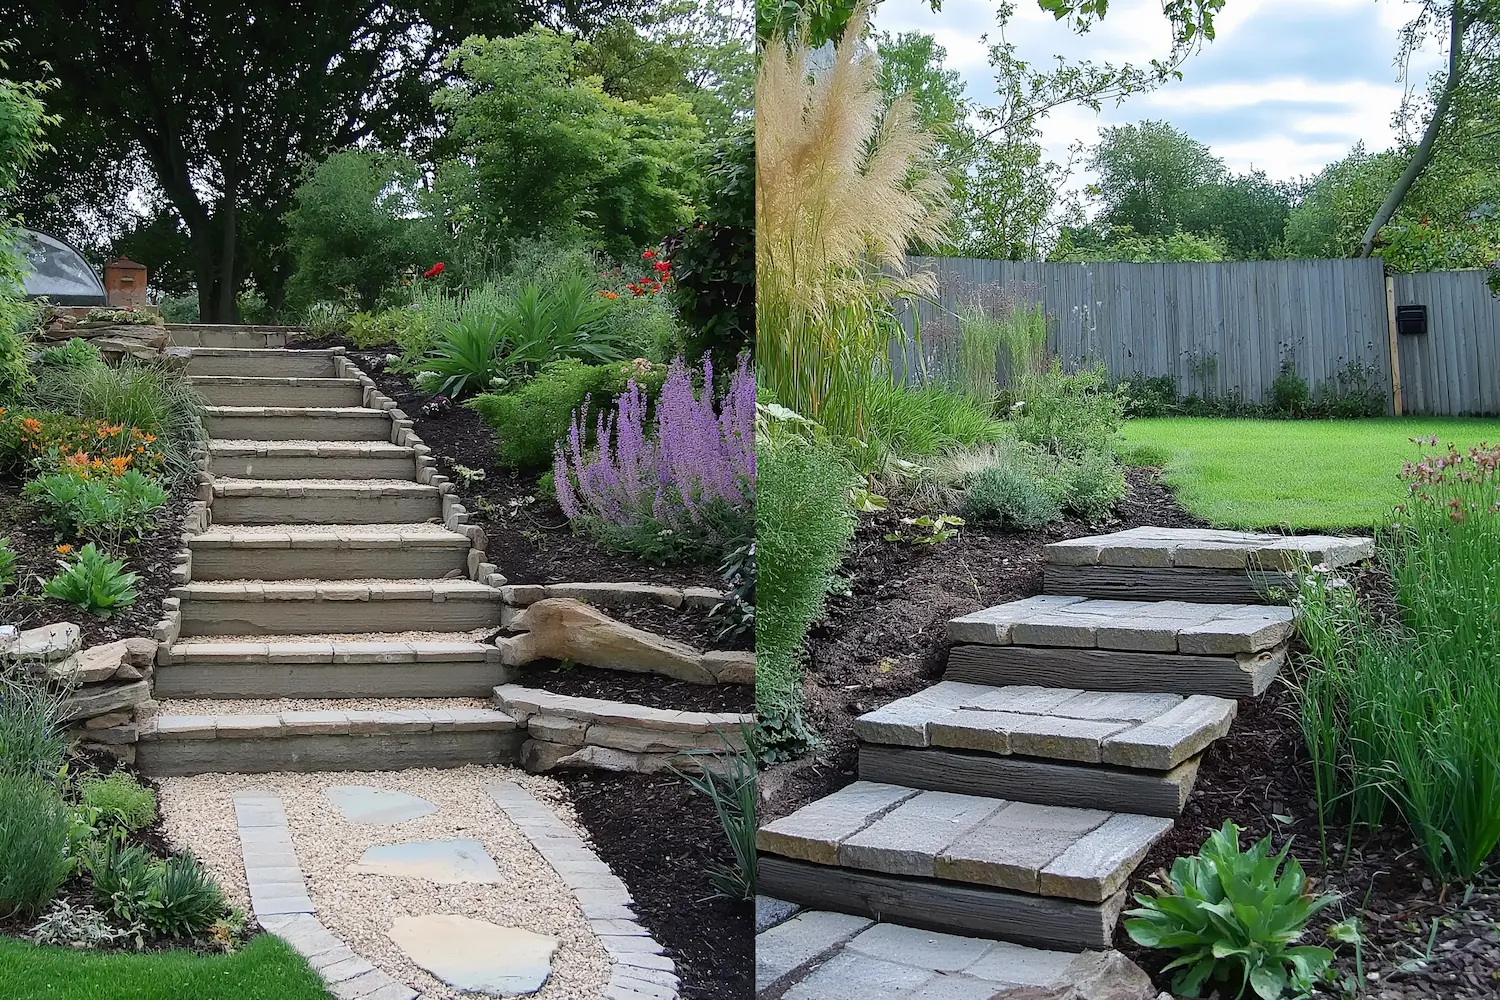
(755, 527), (1372, 989)
(139, 332), (517, 776)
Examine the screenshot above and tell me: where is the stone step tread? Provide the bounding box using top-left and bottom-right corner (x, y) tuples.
(169, 637), (496, 664)
(208, 440), (412, 457)
(757, 781), (1172, 903)
(190, 526), (467, 548)
(203, 405), (383, 417)
(173, 580), (498, 601)
(189, 375), (359, 386)
(948, 595), (1294, 655)
(857, 682), (1236, 770)
(1047, 526), (1373, 571)
(496, 684), (752, 732)
(213, 478), (437, 497)
(183, 347), (335, 357)
(142, 706), (517, 740)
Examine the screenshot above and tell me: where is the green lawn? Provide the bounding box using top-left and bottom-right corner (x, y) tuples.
(0, 934), (329, 1000)
(1118, 417), (1500, 530)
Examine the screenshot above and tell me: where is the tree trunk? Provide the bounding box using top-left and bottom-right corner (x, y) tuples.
(1360, 5), (1467, 257)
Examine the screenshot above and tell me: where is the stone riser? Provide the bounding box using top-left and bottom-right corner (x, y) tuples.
(1043, 565), (1295, 605)
(137, 731), (524, 775)
(944, 644), (1284, 699)
(168, 327), (293, 348)
(188, 356), (336, 378)
(154, 661), (506, 699)
(205, 414), (391, 441)
(211, 495), (441, 526)
(208, 455), (415, 481)
(758, 856), (1122, 952)
(194, 384), (366, 407)
(178, 599), (500, 636)
(188, 546), (467, 581)
(858, 745), (1198, 818)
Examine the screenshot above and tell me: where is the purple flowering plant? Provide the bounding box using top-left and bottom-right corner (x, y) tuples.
(554, 353), (755, 560)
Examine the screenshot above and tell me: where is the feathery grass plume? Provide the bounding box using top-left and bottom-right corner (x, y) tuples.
(755, 3), (950, 437)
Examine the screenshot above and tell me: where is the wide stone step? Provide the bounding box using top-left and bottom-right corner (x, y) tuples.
(211, 479), (441, 525)
(137, 706), (521, 775)
(946, 596), (1292, 697)
(190, 375), (364, 407)
(156, 636), (504, 698)
(1044, 527), (1373, 604)
(208, 440), (415, 480)
(857, 682), (1236, 771)
(167, 324), (299, 349)
(204, 405), (391, 441)
(188, 526), (470, 581)
(174, 580), (501, 637)
(182, 347), (338, 377)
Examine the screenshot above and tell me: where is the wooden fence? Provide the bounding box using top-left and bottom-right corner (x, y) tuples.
(896, 257), (1500, 416)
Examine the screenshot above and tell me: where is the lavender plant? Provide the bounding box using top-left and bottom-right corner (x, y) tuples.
(555, 354), (754, 561)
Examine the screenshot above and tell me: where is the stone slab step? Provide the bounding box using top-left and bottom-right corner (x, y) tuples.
(174, 580), (501, 636)
(167, 324), (298, 349)
(157, 638), (505, 698)
(949, 596), (1294, 655)
(946, 642), (1286, 699)
(204, 406), (391, 442)
(207, 440), (415, 480)
(211, 479), (440, 525)
(1044, 527), (1373, 604)
(190, 375), (364, 407)
(187, 526), (470, 581)
(758, 782), (1171, 906)
(857, 682), (1236, 771)
(183, 348), (338, 378)
(137, 707), (521, 775)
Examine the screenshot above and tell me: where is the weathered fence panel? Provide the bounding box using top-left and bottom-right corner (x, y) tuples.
(898, 257), (1396, 411)
(1391, 271), (1500, 416)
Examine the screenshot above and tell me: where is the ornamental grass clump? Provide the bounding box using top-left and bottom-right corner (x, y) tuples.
(555, 353), (754, 561)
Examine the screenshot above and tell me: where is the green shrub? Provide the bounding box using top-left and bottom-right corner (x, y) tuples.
(302, 300), (350, 338)
(0, 327), (28, 402)
(756, 439), (857, 756)
(43, 543), (139, 617)
(418, 314), (512, 398)
(347, 308), (429, 349)
(1047, 449), (1126, 523)
(854, 379), (1007, 472)
(150, 853), (227, 939)
(159, 294), (198, 324)
(88, 841), (157, 934)
(1268, 360), (1310, 416)
(963, 464), (1061, 530)
(34, 337), (105, 371)
(80, 771), (158, 832)
(1119, 442), (1172, 468)
(1011, 361), (1125, 458)
(673, 737), (757, 900)
(669, 125), (753, 368)
(0, 535), (14, 594)
(24, 468), (169, 545)
(1125, 821), (1338, 999)
(0, 774), (72, 921)
(470, 358), (670, 471)
(0, 680), (66, 783)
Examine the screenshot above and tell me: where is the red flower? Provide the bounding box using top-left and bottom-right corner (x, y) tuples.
(423, 262), (445, 279)
(641, 250), (655, 260)
(652, 260), (670, 273)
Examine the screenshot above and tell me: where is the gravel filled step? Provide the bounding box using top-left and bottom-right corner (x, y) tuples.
(1043, 527), (1373, 604)
(857, 682), (1236, 770)
(211, 479), (441, 525)
(207, 440), (416, 480)
(167, 324), (297, 349)
(204, 406), (391, 442)
(758, 782), (1172, 905)
(156, 637), (505, 698)
(189, 375), (364, 407)
(137, 706), (521, 775)
(187, 526), (471, 581)
(182, 348), (338, 378)
(174, 580), (502, 636)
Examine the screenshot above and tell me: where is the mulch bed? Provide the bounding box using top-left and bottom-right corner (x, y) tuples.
(0, 480), (191, 647)
(555, 771), (753, 1000)
(511, 662), (753, 714)
(761, 468), (1500, 997)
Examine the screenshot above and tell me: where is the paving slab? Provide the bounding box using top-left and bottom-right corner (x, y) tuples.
(946, 597), (1293, 653)
(326, 785), (439, 825)
(387, 914), (555, 997)
(352, 838), (502, 884)
(756, 782), (920, 865)
(1043, 526), (1373, 571)
(934, 802), (1111, 894)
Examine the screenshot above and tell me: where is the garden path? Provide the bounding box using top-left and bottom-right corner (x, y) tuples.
(754, 526), (1373, 998)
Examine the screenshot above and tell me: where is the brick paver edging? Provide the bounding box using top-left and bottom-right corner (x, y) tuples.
(232, 790), (418, 1000)
(485, 780), (681, 1000)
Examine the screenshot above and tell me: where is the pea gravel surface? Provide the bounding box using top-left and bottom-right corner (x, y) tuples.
(156, 766), (612, 1000)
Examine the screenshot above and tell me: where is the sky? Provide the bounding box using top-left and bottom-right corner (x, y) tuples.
(871, 0), (1446, 185)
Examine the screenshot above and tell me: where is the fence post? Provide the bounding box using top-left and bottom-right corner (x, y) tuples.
(1385, 275), (1404, 417)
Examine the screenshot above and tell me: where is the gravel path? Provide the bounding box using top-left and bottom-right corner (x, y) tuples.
(147, 697), (494, 717)
(157, 766), (609, 1000)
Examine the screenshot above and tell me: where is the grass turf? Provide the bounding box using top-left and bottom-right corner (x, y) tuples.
(0, 933), (329, 1000)
(1118, 417), (1500, 530)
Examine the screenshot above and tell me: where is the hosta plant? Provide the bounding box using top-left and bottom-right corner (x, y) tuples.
(43, 544), (138, 617)
(1125, 821), (1339, 999)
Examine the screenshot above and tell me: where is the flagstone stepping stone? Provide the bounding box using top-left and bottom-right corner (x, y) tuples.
(326, 785), (438, 825)
(388, 914), (557, 996)
(352, 838), (502, 884)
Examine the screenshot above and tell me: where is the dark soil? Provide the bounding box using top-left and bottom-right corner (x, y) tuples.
(609, 602), (752, 653)
(511, 662), (753, 714)
(556, 771), (753, 1000)
(0, 481), (191, 647)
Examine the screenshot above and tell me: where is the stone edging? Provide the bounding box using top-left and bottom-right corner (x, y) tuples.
(484, 779), (680, 1000)
(143, 707), (517, 740)
(495, 684), (751, 775)
(232, 790), (419, 1000)
(500, 582), (725, 612)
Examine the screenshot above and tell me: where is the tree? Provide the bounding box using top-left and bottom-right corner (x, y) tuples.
(1, 0), (634, 322)
(1088, 120), (1224, 237)
(1283, 145), (1405, 258)
(1189, 171), (1290, 260)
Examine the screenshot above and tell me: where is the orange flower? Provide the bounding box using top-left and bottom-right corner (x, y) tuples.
(109, 456), (132, 474)
(56, 544), (72, 555)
